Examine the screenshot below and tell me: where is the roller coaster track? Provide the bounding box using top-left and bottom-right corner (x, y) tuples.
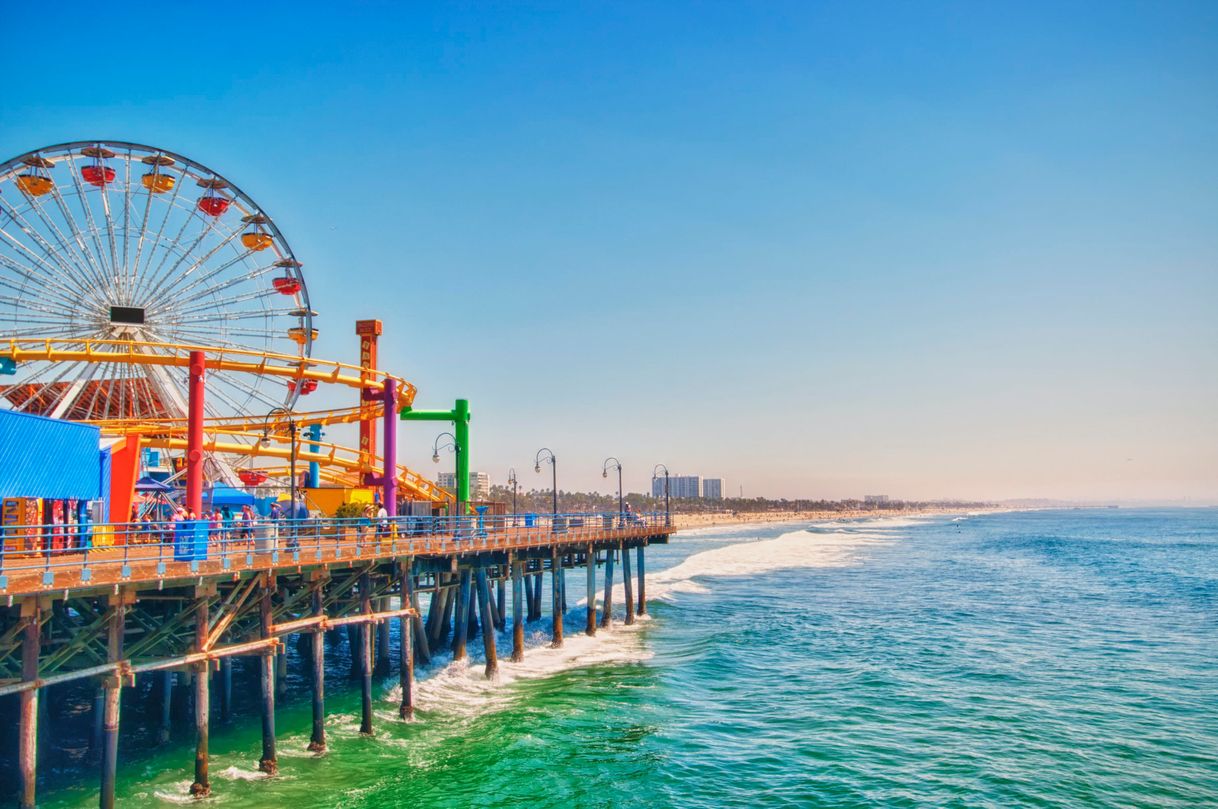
(1, 338), (451, 505)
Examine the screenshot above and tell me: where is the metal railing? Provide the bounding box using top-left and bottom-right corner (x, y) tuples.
(0, 512), (668, 592)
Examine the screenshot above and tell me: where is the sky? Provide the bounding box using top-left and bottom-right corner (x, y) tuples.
(2, 1), (1215, 502)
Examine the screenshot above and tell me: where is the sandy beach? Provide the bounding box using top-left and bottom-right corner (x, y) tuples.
(669, 507), (1000, 531)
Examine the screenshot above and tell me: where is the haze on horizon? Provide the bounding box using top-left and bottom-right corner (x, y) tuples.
(2, 2), (1214, 503)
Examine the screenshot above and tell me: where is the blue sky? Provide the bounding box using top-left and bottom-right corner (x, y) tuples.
(3, 1), (1215, 501)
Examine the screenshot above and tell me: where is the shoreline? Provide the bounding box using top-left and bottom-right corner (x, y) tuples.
(669, 506), (1005, 531)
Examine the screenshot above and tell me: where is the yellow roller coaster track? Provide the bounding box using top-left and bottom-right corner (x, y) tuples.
(0, 338), (417, 405)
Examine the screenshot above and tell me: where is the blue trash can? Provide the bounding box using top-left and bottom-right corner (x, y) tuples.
(524, 513), (537, 527)
(173, 520), (209, 562)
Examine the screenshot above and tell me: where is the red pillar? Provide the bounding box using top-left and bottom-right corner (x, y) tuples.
(186, 350), (206, 515)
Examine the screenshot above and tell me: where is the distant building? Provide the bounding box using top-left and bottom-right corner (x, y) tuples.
(652, 474), (725, 499)
(670, 475), (702, 498)
(437, 471), (491, 501)
(864, 494), (890, 505)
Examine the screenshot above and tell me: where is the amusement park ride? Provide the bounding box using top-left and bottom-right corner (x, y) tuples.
(0, 140), (452, 513)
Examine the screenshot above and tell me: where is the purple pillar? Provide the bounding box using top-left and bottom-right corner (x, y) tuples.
(383, 379), (398, 517)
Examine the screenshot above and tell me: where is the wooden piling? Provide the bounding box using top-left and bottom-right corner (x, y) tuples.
(220, 657), (233, 721)
(376, 596), (392, 676)
(276, 647), (288, 699)
(496, 578), (507, 631)
(511, 560), (525, 662)
(99, 597), (126, 809)
(308, 585), (326, 752)
(636, 546), (646, 615)
(91, 686), (104, 758)
(622, 542), (635, 626)
(453, 568), (471, 661)
(359, 571), (374, 736)
(586, 544), (597, 636)
(437, 578), (456, 647)
(424, 586), (444, 646)
(600, 548), (616, 628)
(410, 577), (431, 666)
(18, 602), (40, 809)
(475, 568), (498, 678)
(399, 562), (415, 720)
(534, 570), (544, 622)
(158, 671), (172, 744)
(551, 550), (564, 647)
(190, 594), (211, 797)
(258, 575), (278, 775)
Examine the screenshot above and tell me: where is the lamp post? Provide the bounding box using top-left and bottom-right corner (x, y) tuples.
(432, 432), (460, 515)
(507, 468), (518, 521)
(652, 463), (670, 527)
(602, 457), (623, 525)
(534, 448), (557, 518)
(262, 408), (298, 515)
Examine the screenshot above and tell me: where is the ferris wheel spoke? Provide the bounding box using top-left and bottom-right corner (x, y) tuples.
(145, 246), (268, 312)
(62, 152), (115, 283)
(0, 196), (104, 300)
(140, 230), (249, 312)
(0, 272), (93, 318)
(96, 170), (123, 303)
(167, 285), (281, 320)
(132, 158), (193, 299)
(140, 204), (224, 306)
(7, 184), (106, 291)
(119, 151), (133, 303)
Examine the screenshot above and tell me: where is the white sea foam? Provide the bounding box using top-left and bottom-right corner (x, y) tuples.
(647, 527), (892, 602)
(381, 518), (906, 715)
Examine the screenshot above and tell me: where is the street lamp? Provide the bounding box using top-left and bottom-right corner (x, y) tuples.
(507, 467), (519, 518)
(602, 457), (623, 524)
(652, 463), (670, 527)
(432, 432), (460, 513)
(534, 448), (557, 518)
(262, 407), (298, 515)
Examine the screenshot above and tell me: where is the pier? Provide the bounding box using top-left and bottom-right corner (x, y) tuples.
(0, 513), (670, 806)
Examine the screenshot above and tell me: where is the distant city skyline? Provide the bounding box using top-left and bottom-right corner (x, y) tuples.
(2, 2), (1214, 503)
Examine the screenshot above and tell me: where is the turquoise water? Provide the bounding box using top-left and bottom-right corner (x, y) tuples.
(41, 509), (1218, 807)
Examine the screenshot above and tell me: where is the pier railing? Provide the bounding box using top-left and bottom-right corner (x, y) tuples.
(0, 511), (670, 594)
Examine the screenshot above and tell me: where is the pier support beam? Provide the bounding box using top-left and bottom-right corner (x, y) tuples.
(18, 602), (40, 809)
(399, 562), (415, 720)
(360, 572), (374, 736)
(219, 657), (233, 721)
(475, 568), (498, 677)
(190, 593), (211, 797)
(622, 542), (635, 626)
(511, 560), (524, 662)
(100, 596), (127, 809)
(496, 578), (507, 631)
(586, 545), (597, 636)
(636, 546), (646, 616)
(600, 547), (616, 628)
(258, 575), (278, 775)
(158, 671), (172, 744)
(550, 550), (564, 647)
(308, 584), (326, 752)
(376, 597), (391, 676)
(453, 569), (471, 661)
(410, 576), (431, 666)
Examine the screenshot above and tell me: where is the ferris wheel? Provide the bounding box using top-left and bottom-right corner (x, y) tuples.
(0, 140), (315, 424)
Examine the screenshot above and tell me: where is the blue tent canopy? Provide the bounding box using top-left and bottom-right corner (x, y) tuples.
(135, 476), (172, 493)
(205, 485), (255, 507)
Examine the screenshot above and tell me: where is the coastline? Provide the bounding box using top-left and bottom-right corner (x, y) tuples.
(669, 506), (1005, 531)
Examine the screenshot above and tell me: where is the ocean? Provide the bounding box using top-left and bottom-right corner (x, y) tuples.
(37, 509), (1218, 807)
